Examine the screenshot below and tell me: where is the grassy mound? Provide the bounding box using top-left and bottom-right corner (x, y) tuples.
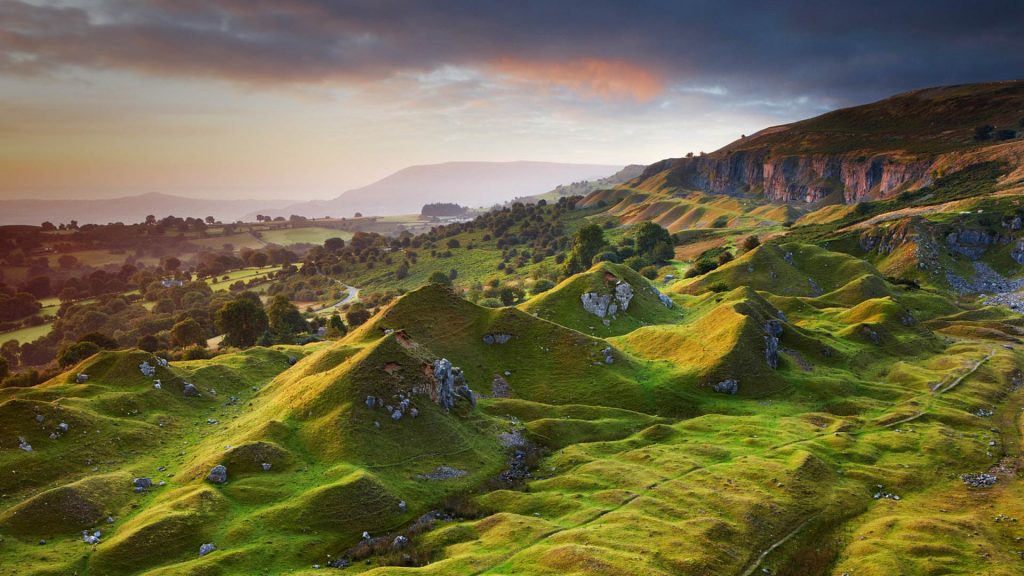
(0, 472), (131, 536)
(521, 261), (680, 337)
(679, 242), (884, 298)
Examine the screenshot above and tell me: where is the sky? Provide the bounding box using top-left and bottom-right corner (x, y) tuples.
(1, 0), (1022, 201)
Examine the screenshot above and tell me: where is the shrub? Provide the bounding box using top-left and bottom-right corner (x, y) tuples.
(974, 125), (994, 140)
(532, 279), (556, 294)
(428, 271), (452, 286)
(741, 235), (761, 252)
(710, 215), (729, 228)
(478, 298), (503, 308)
(639, 265), (659, 279)
(182, 345), (210, 360)
(708, 282), (730, 293)
(592, 250), (620, 264)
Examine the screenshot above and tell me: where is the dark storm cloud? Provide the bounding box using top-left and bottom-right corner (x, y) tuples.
(2, 0), (1022, 104)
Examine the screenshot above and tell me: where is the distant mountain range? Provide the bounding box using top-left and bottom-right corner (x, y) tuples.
(247, 161), (623, 220)
(0, 193), (293, 226)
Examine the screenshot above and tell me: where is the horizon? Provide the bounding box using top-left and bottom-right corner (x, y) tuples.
(3, 0), (1022, 202)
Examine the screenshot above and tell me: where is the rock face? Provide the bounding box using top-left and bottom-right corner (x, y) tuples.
(638, 149), (935, 205)
(713, 379), (739, 395)
(207, 465), (228, 484)
(945, 228), (1003, 259)
(581, 281), (634, 318)
(431, 359), (475, 411)
(764, 320), (783, 369)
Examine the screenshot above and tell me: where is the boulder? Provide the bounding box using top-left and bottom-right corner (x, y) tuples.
(199, 543), (216, 556)
(482, 333), (513, 345)
(712, 379), (739, 395)
(182, 383), (201, 397)
(132, 477), (152, 492)
(207, 465), (228, 485)
(614, 282), (634, 310)
(581, 292), (616, 318)
(75, 373), (89, 384)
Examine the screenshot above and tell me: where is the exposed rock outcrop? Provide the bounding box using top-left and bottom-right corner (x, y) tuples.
(764, 320), (783, 369)
(581, 281), (634, 318)
(431, 359), (474, 411)
(636, 150), (935, 204)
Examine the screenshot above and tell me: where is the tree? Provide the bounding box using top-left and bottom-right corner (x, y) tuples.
(216, 297), (269, 348)
(346, 308), (372, 328)
(354, 212), (363, 218)
(974, 125), (994, 140)
(40, 221), (56, 231)
(741, 235), (761, 253)
(324, 237), (346, 252)
(171, 318), (206, 348)
(58, 254), (79, 269)
(205, 216), (216, 224)
(137, 334), (160, 353)
(1, 340), (19, 369)
(267, 295), (307, 338)
(249, 252), (270, 268)
(326, 314), (348, 338)
(58, 341), (101, 368)
(428, 271), (452, 286)
(563, 224), (607, 275)
(163, 257), (181, 272)
(78, 332), (118, 350)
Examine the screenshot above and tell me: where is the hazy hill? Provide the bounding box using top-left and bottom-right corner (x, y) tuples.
(252, 161), (622, 219)
(0, 193), (292, 226)
(629, 80), (1024, 204)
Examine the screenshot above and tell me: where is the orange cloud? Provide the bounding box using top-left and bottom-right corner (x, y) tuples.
(491, 58), (665, 102)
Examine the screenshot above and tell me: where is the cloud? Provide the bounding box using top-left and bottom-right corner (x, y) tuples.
(1, 0), (1022, 108)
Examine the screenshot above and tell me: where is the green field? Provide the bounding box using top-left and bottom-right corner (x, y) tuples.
(0, 321), (53, 345)
(259, 227), (352, 246)
(206, 265), (285, 292)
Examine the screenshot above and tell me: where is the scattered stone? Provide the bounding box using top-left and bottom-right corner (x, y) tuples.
(365, 395), (376, 409)
(182, 383), (200, 397)
(199, 543), (216, 556)
(409, 408), (419, 418)
(207, 465), (228, 485)
(973, 407), (994, 417)
(398, 500), (407, 512)
(491, 375), (511, 398)
(872, 485), (901, 500)
(156, 357), (169, 368)
(601, 347), (615, 364)
(18, 437), (32, 452)
(783, 251), (794, 265)
(34, 414), (44, 423)
(262, 462), (272, 472)
(362, 531), (371, 540)
(287, 356), (298, 366)
(207, 419), (219, 425)
(132, 477), (152, 492)
(656, 291), (674, 308)
(712, 379), (739, 395)
(153, 380), (161, 390)
(581, 292), (616, 318)
(498, 429), (528, 449)
(75, 373), (89, 384)
(961, 473), (998, 488)
(392, 535), (409, 549)
(82, 530), (101, 544)
(416, 465), (468, 481)
(391, 410), (403, 421)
